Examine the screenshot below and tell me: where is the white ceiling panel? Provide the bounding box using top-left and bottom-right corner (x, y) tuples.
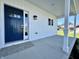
(25, 0), (79, 18)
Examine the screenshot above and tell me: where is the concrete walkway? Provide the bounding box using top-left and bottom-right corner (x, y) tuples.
(0, 35), (76, 59)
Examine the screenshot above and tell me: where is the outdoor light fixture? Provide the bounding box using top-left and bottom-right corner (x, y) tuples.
(33, 15), (37, 20)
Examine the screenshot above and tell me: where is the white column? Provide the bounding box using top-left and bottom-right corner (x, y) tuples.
(63, 0), (70, 53)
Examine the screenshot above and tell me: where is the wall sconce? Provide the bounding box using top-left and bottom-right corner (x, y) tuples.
(33, 15), (37, 20)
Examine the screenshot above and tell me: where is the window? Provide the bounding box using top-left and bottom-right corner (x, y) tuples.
(48, 18), (53, 26)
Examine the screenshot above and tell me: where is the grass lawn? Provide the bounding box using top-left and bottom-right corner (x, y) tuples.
(57, 30), (79, 38)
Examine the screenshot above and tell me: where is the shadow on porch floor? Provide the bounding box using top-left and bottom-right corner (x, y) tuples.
(0, 35), (76, 59)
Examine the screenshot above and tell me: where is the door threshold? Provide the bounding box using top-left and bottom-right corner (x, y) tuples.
(4, 39), (29, 48)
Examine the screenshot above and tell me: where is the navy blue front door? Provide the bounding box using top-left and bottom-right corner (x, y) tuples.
(4, 5), (23, 43)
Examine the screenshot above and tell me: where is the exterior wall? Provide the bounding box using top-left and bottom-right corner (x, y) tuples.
(0, 0), (57, 48)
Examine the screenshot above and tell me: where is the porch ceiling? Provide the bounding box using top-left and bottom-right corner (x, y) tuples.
(25, 0), (79, 18)
(75, 0), (79, 14)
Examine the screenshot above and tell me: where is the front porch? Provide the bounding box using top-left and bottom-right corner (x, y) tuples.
(0, 35), (76, 59)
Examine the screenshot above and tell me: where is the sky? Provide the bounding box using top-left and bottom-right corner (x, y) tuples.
(58, 14), (79, 26)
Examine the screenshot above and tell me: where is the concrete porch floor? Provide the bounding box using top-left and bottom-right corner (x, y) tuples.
(0, 35), (76, 59)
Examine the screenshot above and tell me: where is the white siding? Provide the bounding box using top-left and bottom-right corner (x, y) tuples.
(0, 0), (57, 48)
